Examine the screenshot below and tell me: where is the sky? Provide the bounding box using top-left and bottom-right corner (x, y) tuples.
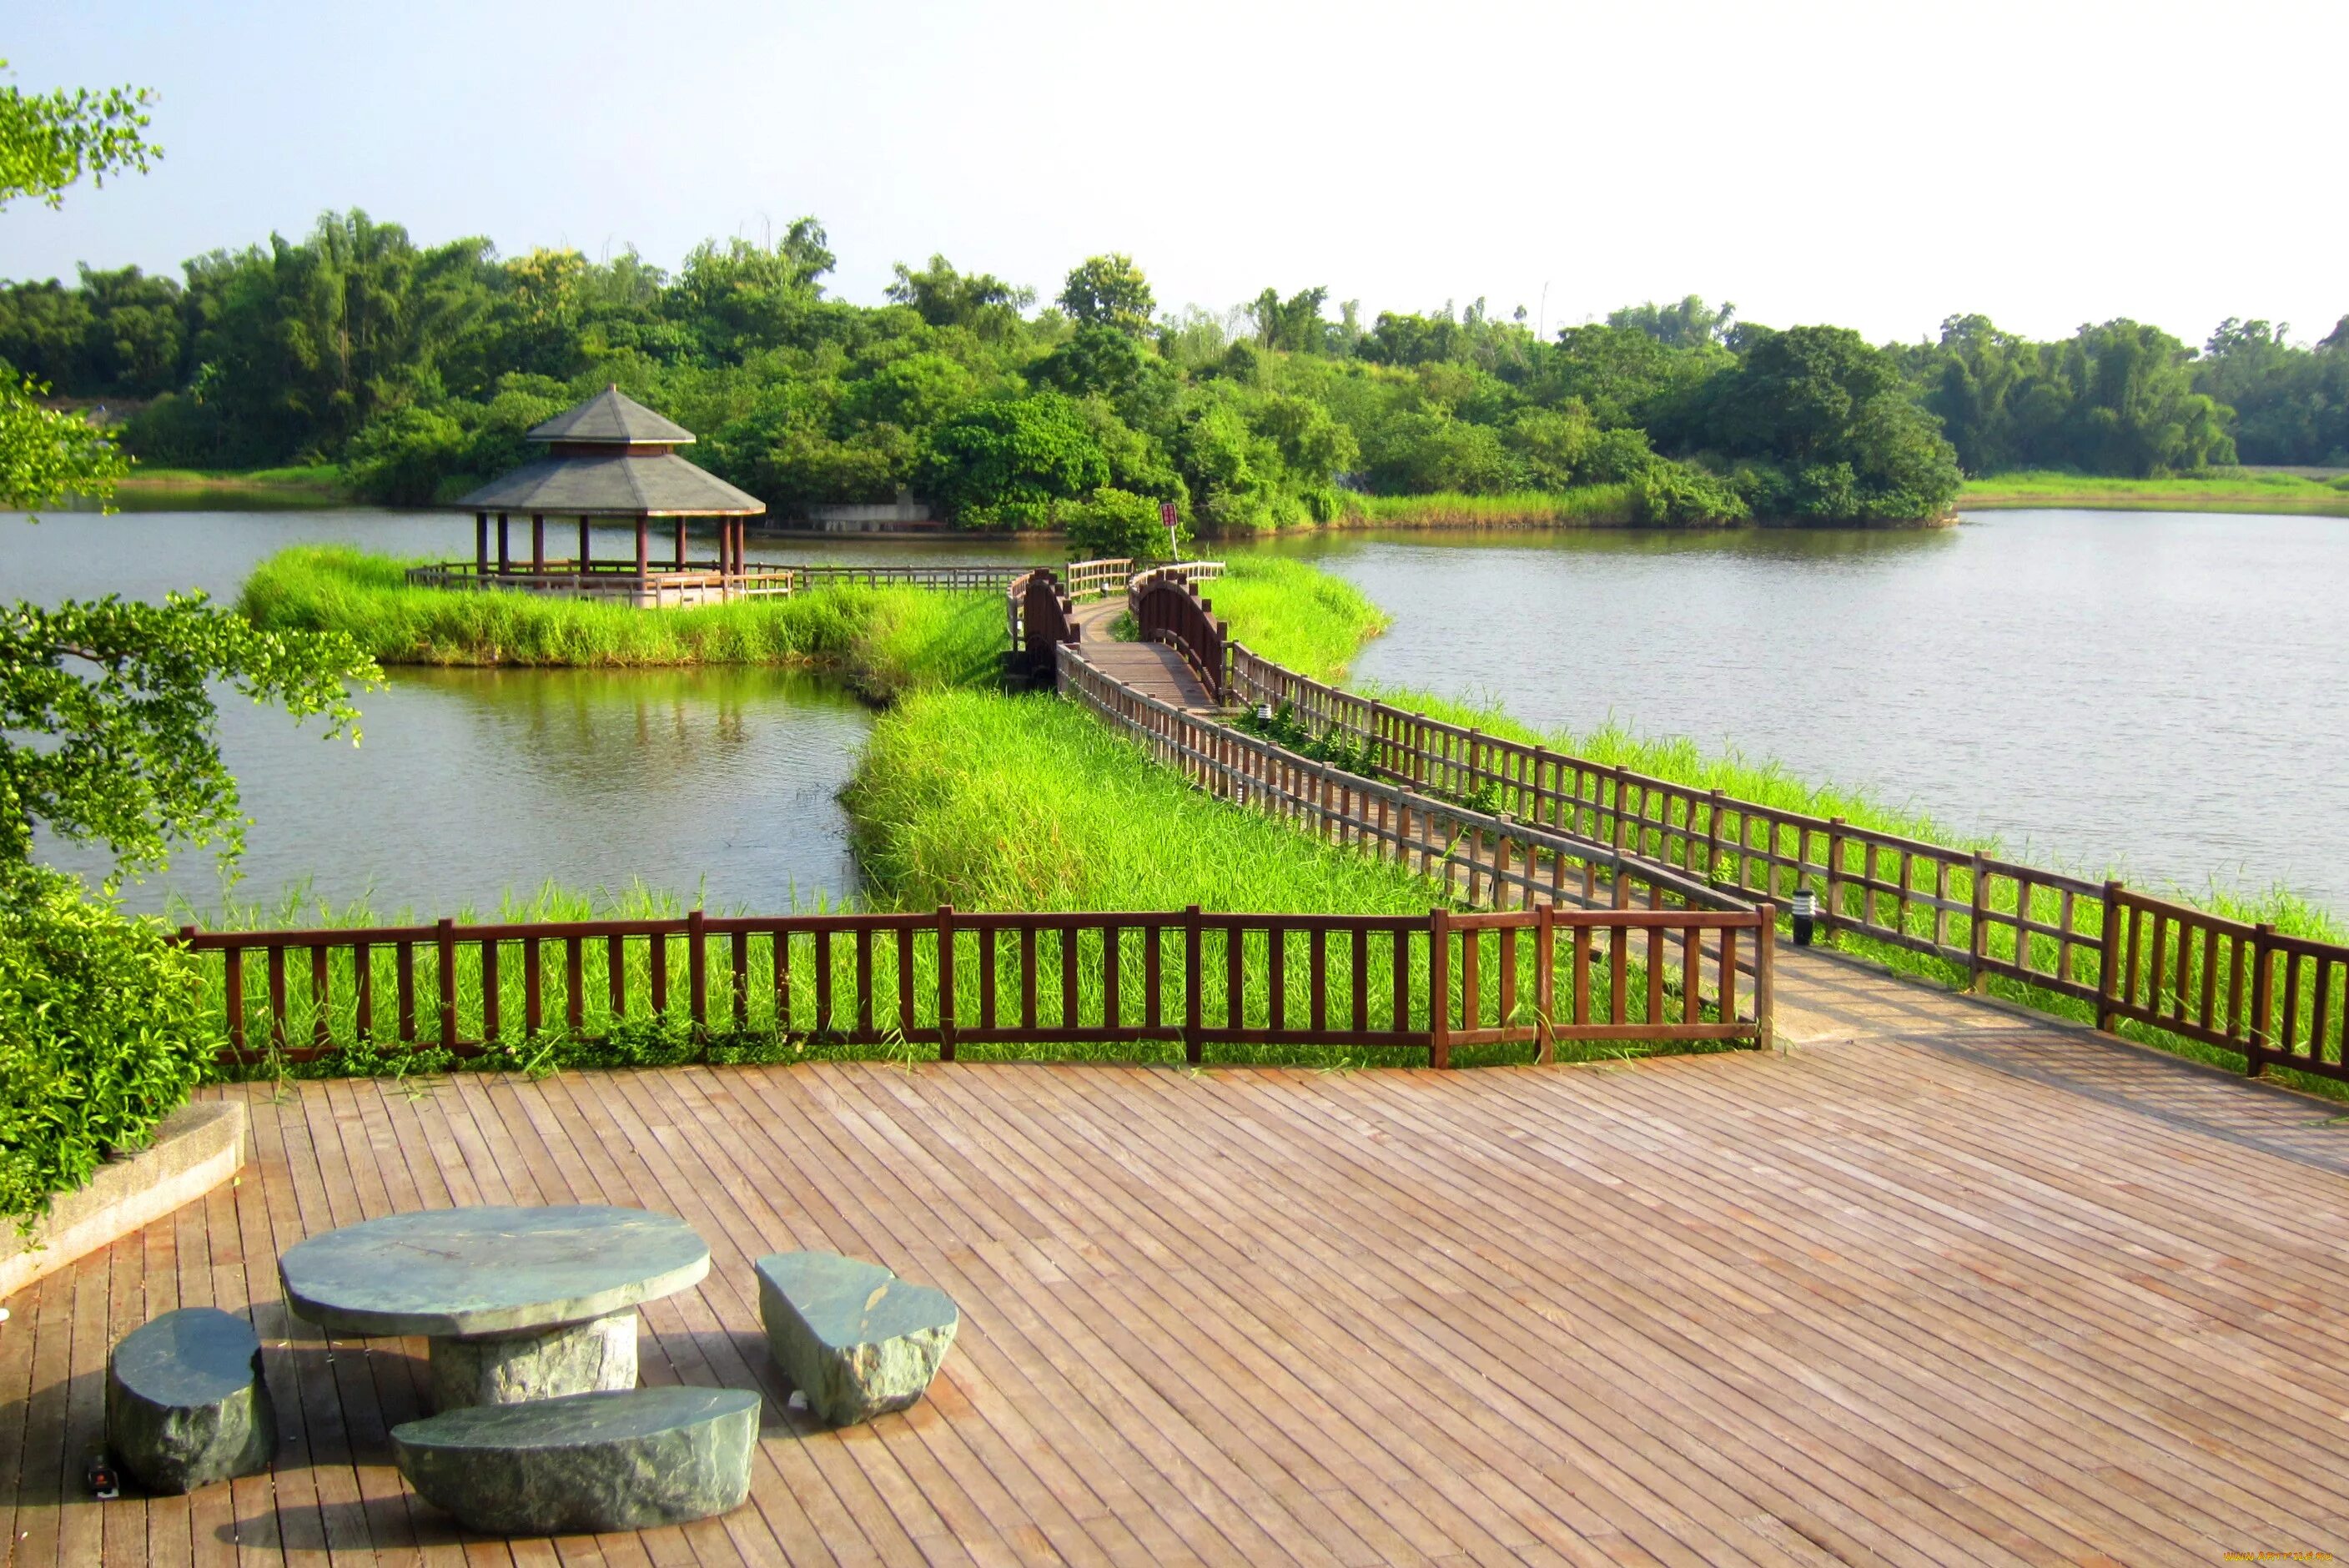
(5, 0), (2342, 349)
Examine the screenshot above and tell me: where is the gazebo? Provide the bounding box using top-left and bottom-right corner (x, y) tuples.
(406, 387), (781, 607)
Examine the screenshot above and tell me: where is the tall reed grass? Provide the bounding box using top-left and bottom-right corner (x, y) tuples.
(1336, 487), (1639, 529)
(1200, 558), (1391, 683)
(238, 546), (1003, 696)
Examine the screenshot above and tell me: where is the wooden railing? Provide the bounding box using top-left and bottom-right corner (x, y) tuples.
(787, 563), (1029, 591)
(1129, 568), (1229, 701)
(1161, 639), (2349, 1085)
(1054, 640), (1779, 1064)
(405, 561), (797, 600)
(1005, 568), (1080, 683)
(1061, 558), (1135, 599)
(179, 901), (1771, 1070)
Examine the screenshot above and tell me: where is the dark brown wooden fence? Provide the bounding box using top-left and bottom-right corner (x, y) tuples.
(1005, 568), (1080, 683)
(181, 902), (1771, 1070)
(1129, 569), (1229, 701)
(1158, 637), (2349, 1084)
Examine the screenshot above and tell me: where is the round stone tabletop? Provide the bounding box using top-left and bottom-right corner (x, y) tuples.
(279, 1205), (710, 1338)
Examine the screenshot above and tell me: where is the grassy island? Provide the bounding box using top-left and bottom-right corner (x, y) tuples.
(238, 545), (1003, 697)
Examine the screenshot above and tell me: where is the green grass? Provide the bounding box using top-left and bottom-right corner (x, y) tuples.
(1204, 557), (1391, 682)
(119, 463), (344, 494)
(1338, 680), (2349, 1098)
(239, 545), (1003, 697)
(837, 686), (1711, 1068)
(1335, 486), (1639, 529)
(1960, 468), (2349, 515)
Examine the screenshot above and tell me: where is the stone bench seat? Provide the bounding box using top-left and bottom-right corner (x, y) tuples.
(390, 1385), (759, 1535)
(756, 1250), (958, 1425)
(107, 1307), (276, 1494)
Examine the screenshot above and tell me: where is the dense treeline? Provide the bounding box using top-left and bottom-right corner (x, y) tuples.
(3, 209), (2343, 528)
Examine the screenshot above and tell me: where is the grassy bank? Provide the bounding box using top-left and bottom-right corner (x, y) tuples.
(117, 463), (345, 500)
(1332, 487), (1639, 530)
(842, 688), (1691, 1067)
(239, 545), (1001, 696)
(1200, 557), (1391, 682)
(1340, 678), (2349, 1097)
(1960, 468), (2349, 515)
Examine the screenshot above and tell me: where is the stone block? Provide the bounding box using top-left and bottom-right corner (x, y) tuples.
(427, 1309), (637, 1410)
(106, 1307), (275, 1494)
(755, 1250), (957, 1425)
(392, 1385), (759, 1535)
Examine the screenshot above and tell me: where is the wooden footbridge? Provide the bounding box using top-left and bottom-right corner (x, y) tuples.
(11, 559), (2349, 1563)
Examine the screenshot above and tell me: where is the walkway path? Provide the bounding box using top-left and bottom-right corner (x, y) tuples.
(8, 1008), (2349, 1565)
(1070, 595), (1218, 711)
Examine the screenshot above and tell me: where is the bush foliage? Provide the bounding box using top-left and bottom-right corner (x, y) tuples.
(0, 865), (211, 1224)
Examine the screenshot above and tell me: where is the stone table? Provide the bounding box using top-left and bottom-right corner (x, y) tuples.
(279, 1205), (709, 1410)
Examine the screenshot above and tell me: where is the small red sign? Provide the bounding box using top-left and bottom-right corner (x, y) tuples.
(1159, 501), (1178, 527)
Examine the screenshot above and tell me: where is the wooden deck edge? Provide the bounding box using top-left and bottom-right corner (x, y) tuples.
(0, 1100), (246, 1303)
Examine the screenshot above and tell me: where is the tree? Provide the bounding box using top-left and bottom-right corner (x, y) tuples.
(885, 254), (1034, 339)
(0, 59), (161, 513)
(3, 63), (381, 878)
(1246, 286), (1330, 353)
(1059, 254), (1154, 336)
(918, 394), (1110, 526)
(1690, 325), (1962, 519)
(2, 596), (375, 879)
(0, 59), (158, 208)
(1607, 295), (1737, 349)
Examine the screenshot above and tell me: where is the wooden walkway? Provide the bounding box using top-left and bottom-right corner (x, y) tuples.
(8, 963), (2349, 1565)
(1073, 597), (1218, 711)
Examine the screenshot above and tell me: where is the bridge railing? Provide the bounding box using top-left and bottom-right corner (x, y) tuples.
(405, 561), (797, 599)
(179, 897), (1770, 1071)
(1189, 641), (2349, 1084)
(1056, 643), (1773, 1045)
(1127, 568), (1230, 701)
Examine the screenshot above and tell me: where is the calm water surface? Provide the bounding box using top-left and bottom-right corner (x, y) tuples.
(0, 509), (1049, 914)
(8, 505), (2343, 917)
(1271, 511), (2349, 910)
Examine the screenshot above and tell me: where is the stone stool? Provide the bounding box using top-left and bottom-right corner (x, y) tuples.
(391, 1385), (759, 1535)
(106, 1307), (276, 1493)
(755, 1250), (958, 1425)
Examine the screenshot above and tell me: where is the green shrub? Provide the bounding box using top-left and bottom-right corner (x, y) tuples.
(1633, 460), (1750, 525)
(1064, 485), (1187, 560)
(0, 865), (212, 1226)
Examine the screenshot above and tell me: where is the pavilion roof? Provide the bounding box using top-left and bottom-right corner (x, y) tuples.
(453, 451), (765, 517)
(526, 386), (696, 446)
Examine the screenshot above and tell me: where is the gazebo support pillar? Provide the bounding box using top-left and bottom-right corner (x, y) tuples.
(578, 515), (591, 574)
(531, 513), (545, 572)
(635, 517), (648, 578)
(475, 512), (489, 573)
(674, 517), (687, 570)
(496, 513), (510, 575)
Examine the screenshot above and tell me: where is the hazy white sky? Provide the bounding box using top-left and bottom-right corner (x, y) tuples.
(5, 0), (2341, 349)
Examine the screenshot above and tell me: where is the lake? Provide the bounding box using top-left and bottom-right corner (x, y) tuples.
(7, 505), (2344, 917)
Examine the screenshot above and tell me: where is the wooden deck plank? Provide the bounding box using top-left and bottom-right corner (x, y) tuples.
(10, 1022), (2349, 1565)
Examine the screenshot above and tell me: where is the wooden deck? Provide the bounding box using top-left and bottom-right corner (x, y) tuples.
(7, 955), (2349, 1565)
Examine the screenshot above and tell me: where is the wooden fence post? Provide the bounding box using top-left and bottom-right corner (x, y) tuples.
(687, 908), (707, 1039)
(1755, 906), (1777, 1053)
(2095, 881), (2125, 1033)
(1967, 852), (1989, 992)
(1184, 905), (1204, 1065)
(436, 917), (458, 1048)
(938, 906), (957, 1063)
(1429, 907), (1452, 1068)
(1534, 901), (1556, 1065)
(1824, 817), (1846, 935)
(2247, 922), (2276, 1076)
